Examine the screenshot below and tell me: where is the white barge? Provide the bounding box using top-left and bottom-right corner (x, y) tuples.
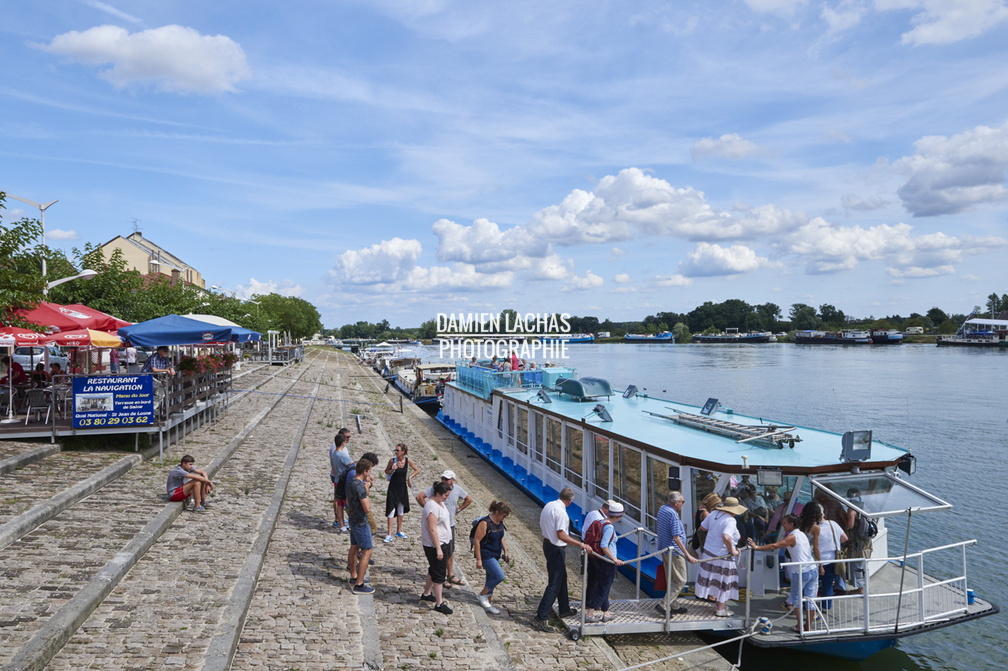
(437, 364), (998, 659)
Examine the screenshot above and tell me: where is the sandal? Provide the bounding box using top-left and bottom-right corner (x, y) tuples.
(448, 576), (466, 586)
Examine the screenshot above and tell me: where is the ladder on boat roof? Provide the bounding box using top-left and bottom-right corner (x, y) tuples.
(644, 408), (801, 448)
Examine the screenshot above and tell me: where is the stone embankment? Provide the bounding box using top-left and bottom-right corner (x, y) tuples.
(0, 349), (730, 671)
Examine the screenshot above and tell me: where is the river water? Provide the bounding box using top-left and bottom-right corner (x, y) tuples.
(420, 341), (1005, 669)
(555, 342), (1005, 671)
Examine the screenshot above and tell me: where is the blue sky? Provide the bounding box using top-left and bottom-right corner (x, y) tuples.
(2, 0), (1007, 328)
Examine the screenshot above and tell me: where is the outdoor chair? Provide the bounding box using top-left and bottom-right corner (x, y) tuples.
(24, 388), (51, 424)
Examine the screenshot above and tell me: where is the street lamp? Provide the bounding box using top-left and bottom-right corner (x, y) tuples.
(46, 268), (98, 291)
(6, 193), (58, 287)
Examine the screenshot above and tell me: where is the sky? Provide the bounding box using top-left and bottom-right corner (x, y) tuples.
(2, 0), (1007, 329)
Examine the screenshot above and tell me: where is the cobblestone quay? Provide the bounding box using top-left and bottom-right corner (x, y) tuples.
(0, 349), (730, 671)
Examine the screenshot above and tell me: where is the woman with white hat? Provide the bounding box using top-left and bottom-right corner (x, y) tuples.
(695, 496), (747, 617)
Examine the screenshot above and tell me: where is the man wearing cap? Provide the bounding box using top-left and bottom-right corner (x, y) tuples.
(416, 469), (473, 586)
(655, 491), (698, 615)
(583, 500), (613, 530)
(535, 487), (591, 630)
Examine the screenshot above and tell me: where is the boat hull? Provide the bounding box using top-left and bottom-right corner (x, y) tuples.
(693, 334), (773, 344)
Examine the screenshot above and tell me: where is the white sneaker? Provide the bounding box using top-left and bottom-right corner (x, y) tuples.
(478, 594), (492, 610)
(715, 608), (732, 617)
(383, 535), (394, 543)
(487, 604), (500, 615)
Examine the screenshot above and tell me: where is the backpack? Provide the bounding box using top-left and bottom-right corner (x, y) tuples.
(469, 515), (490, 556)
(852, 512), (878, 540)
(583, 519), (611, 555)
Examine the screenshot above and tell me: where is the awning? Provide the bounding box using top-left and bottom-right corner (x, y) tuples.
(118, 314), (236, 347)
(182, 314), (261, 342)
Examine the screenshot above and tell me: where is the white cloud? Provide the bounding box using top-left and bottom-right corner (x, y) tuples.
(84, 1), (142, 24)
(614, 273), (631, 283)
(783, 217), (1006, 274)
(875, 0), (1008, 45)
(38, 25), (250, 94)
(329, 238), (423, 285)
(841, 193), (889, 211)
(744, 0), (808, 13)
(823, 1), (866, 33)
(610, 247), (626, 258)
(655, 274), (693, 287)
(563, 270), (604, 291)
(892, 122), (1008, 216)
(239, 277), (303, 298)
(48, 229), (78, 241)
(691, 133), (762, 161)
(432, 217), (545, 264)
(680, 242), (769, 277)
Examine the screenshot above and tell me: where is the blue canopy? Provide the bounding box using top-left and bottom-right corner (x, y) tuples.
(228, 327), (261, 343)
(119, 314), (237, 347)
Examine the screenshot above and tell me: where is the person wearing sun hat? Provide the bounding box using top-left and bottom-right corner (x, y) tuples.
(694, 496), (747, 617)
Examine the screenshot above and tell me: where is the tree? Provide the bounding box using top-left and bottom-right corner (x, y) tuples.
(754, 302), (781, 332)
(672, 322), (691, 342)
(789, 303), (820, 330)
(0, 194), (46, 327)
(818, 304), (846, 326)
(926, 307), (948, 327)
(255, 293), (322, 340)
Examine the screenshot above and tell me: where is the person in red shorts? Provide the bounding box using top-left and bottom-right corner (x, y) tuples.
(166, 455), (214, 512)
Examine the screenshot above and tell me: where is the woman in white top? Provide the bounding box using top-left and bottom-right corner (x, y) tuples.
(749, 513), (818, 631)
(695, 497), (745, 617)
(419, 481), (454, 614)
(811, 503), (848, 609)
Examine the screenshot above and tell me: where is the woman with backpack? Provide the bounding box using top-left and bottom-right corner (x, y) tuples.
(585, 502), (626, 622)
(472, 500), (511, 614)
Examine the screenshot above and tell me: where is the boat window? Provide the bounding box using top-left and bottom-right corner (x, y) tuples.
(813, 472), (951, 518)
(516, 407), (529, 455)
(533, 413), (544, 463)
(565, 426), (583, 488)
(591, 433), (610, 500)
(613, 442), (642, 520)
(646, 457), (676, 529)
(506, 402), (515, 447)
(545, 418), (562, 474)
(496, 398), (504, 440)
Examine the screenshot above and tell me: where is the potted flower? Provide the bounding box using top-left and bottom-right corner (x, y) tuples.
(221, 352), (238, 369)
(177, 356), (199, 376)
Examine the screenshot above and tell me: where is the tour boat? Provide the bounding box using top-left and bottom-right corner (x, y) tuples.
(437, 366), (997, 659)
(541, 333), (595, 343)
(393, 362), (457, 406)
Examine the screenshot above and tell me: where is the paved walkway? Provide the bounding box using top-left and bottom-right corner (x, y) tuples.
(1, 350), (732, 671)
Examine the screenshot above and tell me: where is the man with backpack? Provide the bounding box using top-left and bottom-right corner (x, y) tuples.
(843, 488), (876, 594)
(584, 502), (626, 622)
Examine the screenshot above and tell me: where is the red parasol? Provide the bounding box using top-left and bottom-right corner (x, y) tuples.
(0, 327), (53, 346)
(15, 302), (130, 333)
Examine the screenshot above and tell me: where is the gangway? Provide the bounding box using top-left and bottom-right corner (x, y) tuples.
(643, 408), (802, 449)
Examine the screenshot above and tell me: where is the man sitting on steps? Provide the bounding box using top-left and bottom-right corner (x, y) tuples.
(166, 454), (214, 512)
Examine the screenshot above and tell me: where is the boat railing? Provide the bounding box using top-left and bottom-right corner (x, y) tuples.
(454, 365), (576, 398)
(781, 539), (977, 637)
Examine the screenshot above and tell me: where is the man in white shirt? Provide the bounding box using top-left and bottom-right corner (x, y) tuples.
(535, 487), (590, 629)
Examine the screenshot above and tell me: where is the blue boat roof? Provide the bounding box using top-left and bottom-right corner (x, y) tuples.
(454, 373), (909, 474)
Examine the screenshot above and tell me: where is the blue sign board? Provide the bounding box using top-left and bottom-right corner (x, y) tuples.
(72, 375), (155, 429)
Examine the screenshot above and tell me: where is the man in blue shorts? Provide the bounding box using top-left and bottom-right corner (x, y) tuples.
(347, 456), (376, 594)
